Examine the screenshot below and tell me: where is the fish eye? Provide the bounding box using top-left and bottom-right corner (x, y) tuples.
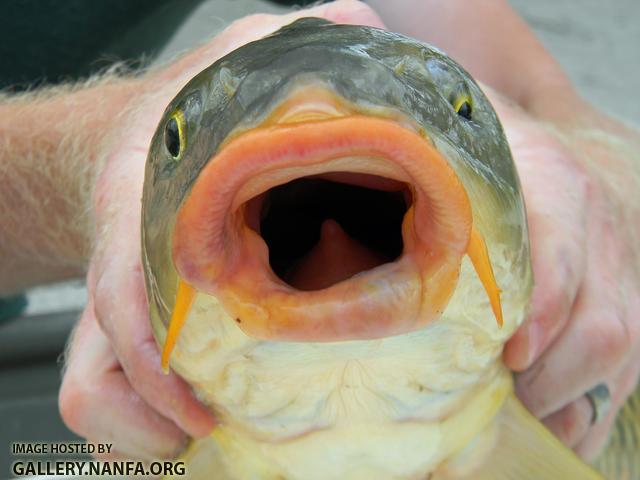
(453, 94), (472, 120)
(165, 111), (185, 160)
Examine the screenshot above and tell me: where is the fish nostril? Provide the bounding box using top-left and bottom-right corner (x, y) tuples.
(244, 175), (411, 290)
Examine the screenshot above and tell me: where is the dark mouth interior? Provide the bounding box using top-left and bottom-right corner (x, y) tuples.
(246, 174), (410, 290)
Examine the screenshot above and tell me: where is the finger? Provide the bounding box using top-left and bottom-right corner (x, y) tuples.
(575, 347), (640, 461)
(514, 190), (631, 418)
(501, 112), (588, 370)
(575, 403), (617, 462)
(160, 0), (387, 89)
(541, 396), (593, 449)
(307, 0), (387, 28)
(60, 301), (187, 460)
(543, 269), (640, 453)
(92, 216), (216, 439)
(541, 346), (640, 454)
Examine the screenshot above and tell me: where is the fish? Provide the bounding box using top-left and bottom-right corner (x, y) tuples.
(141, 18), (605, 479)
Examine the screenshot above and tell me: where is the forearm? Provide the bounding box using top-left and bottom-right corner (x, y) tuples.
(0, 76), (144, 293)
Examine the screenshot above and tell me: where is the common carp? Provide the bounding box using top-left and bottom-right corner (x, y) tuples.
(141, 18), (605, 479)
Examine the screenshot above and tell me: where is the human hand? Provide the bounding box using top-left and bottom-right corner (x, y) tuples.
(59, 0), (387, 460)
(498, 94), (640, 459)
(369, 0), (640, 458)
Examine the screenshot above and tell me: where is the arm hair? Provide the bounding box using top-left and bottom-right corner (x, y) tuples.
(0, 66), (144, 293)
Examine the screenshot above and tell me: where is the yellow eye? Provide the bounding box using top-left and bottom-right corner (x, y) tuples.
(453, 94), (472, 120)
(165, 110), (186, 160)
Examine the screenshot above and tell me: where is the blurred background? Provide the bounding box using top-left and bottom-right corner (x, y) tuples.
(1, 0), (638, 475)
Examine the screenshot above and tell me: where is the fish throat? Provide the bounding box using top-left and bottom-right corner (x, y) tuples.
(249, 174), (409, 291)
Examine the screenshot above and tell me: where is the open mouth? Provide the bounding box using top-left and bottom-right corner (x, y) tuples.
(160, 92), (503, 370)
(247, 173), (410, 291)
